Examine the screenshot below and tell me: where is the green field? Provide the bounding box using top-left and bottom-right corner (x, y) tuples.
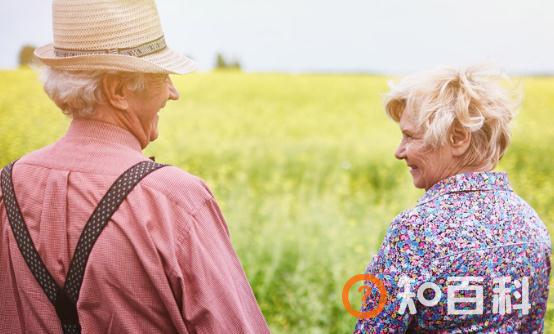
(1, 69), (553, 333)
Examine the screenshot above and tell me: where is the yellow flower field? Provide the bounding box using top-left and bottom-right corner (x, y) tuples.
(1, 69), (553, 333)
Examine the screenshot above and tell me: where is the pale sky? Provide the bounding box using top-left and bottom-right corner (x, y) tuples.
(1, 0), (553, 74)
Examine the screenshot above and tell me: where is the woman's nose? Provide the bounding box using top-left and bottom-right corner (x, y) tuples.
(395, 141), (406, 160)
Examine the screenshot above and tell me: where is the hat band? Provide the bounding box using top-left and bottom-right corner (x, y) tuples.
(53, 36), (167, 58)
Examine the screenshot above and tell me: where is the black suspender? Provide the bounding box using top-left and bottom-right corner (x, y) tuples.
(0, 160), (166, 334)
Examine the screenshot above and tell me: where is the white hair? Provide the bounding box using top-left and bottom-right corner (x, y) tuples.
(385, 65), (520, 168)
(38, 67), (146, 117)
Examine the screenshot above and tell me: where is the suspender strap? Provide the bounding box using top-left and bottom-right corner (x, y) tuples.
(1, 160), (166, 334)
(1, 161), (60, 303)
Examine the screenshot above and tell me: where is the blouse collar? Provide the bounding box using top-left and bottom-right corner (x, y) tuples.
(418, 171), (512, 205)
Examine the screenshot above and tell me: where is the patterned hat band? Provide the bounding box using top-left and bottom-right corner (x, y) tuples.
(53, 36), (167, 58)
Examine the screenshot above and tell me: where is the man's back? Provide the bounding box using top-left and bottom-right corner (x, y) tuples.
(0, 119), (269, 333)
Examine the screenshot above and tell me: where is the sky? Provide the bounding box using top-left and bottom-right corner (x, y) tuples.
(1, 0), (553, 74)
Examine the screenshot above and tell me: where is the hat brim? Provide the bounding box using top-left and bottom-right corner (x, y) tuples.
(34, 43), (197, 75)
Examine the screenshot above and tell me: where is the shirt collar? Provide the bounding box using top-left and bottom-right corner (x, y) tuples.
(417, 171), (512, 205)
(63, 118), (143, 153)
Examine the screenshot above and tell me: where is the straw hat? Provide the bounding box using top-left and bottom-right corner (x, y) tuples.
(34, 0), (197, 74)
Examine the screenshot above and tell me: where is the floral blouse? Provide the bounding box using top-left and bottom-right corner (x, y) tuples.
(354, 172), (551, 333)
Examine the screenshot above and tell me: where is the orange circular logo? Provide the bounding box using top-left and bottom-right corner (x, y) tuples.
(342, 274), (388, 319)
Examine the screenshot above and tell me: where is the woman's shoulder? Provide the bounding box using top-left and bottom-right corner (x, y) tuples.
(385, 208), (432, 253)
(389, 207), (426, 234)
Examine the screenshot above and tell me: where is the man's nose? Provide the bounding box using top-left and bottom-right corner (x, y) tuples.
(167, 77), (180, 100)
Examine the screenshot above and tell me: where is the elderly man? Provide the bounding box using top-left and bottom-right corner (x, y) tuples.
(0, 1), (269, 333)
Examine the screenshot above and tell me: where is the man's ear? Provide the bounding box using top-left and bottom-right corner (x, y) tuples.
(101, 74), (129, 110)
(450, 125), (471, 157)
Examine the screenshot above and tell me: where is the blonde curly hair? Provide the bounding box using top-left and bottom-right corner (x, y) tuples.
(385, 65), (520, 168)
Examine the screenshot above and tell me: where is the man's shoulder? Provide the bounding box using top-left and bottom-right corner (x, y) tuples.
(140, 164), (215, 215)
(13, 144), (56, 165)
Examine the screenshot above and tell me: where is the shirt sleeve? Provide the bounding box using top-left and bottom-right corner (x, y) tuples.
(172, 197), (270, 334)
(354, 210), (434, 334)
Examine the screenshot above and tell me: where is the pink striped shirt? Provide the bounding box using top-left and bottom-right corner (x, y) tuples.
(0, 119), (270, 334)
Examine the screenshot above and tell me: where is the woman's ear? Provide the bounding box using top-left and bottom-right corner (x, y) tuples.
(101, 74), (129, 110)
(449, 125), (471, 157)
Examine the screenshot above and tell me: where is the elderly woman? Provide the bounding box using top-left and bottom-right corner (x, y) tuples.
(354, 66), (551, 333)
(0, 1), (269, 333)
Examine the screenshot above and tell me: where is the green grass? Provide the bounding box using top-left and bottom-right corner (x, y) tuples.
(1, 69), (553, 333)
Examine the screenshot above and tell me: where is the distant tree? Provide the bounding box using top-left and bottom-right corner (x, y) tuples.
(19, 45), (36, 67)
(228, 58), (241, 70)
(214, 52), (241, 71)
(215, 52), (227, 69)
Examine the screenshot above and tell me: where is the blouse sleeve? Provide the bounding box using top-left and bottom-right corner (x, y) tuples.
(354, 210), (434, 333)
